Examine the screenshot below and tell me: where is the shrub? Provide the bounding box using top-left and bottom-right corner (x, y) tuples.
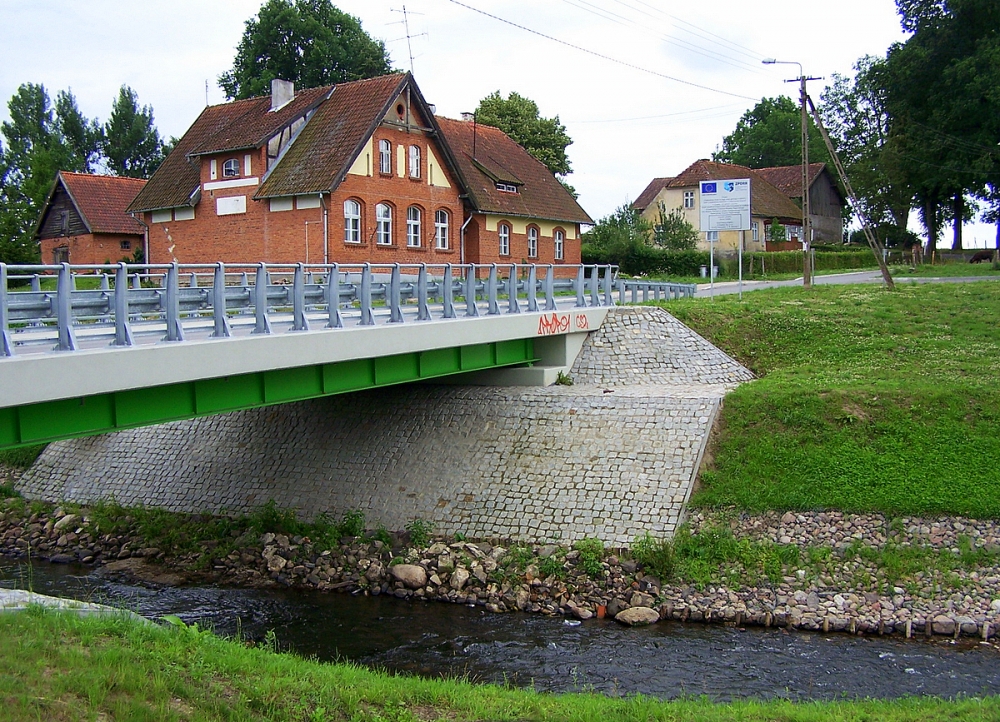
(405, 518), (433, 548)
(0, 444), (47, 470)
(573, 537), (605, 577)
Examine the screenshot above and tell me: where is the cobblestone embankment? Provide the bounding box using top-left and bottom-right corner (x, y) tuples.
(16, 307), (751, 546)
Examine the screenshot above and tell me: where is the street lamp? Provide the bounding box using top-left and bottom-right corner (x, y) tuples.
(763, 58), (816, 288)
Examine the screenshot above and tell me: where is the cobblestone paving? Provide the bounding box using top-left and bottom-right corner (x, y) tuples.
(18, 308), (752, 545)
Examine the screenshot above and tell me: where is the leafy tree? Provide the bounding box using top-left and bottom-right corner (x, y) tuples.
(475, 91), (573, 177)
(766, 218), (787, 242)
(220, 0), (393, 100)
(652, 201), (698, 250)
(713, 96), (830, 169)
(0, 84), (101, 264)
(583, 204), (650, 251)
(103, 85), (164, 178)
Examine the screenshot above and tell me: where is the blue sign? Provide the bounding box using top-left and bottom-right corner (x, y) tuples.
(723, 181), (735, 192)
(702, 182), (717, 194)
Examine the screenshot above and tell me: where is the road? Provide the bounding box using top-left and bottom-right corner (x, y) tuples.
(694, 270), (1000, 298)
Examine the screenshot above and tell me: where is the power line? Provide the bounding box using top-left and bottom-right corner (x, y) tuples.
(443, 0), (759, 101)
(568, 103), (745, 124)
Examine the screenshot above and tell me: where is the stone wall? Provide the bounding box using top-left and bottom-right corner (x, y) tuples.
(17, 308), (752, 545)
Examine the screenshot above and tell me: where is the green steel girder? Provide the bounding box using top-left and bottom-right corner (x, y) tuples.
(0, 338), (534, 451)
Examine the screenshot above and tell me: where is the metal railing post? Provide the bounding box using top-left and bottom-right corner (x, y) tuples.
(603, 266), (613, 307)
(326, 263), (343, 328)
(292, 263), (310, 331)
(212, 262), (232, 338)
(359, 264), (374, 326)
(253, 263), (272, 334)
(465, 265), (479, 317)
(54, 262), (77, 352)
(487, 264), (500, 315)
(618, 279), (625, 305)
(417, 264), (431, 321)
(442, 264), (455, 319)
(389, 264), (403, 323)
(112, 262), (134, 347)
(30, 275), (41, 293)
(589, 266), (599, 307)
(188, 272), (198, 288)
(544, 265), (556, 311)
(507, 264), (520, 314)
(526, 265), (538, 312)
(0, 263), (12, 357)
(164, 261), (185, 342)
(575, 265), (586, 308)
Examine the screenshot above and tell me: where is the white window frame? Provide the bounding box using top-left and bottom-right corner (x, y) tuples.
(554, 230), (564, 261)
(527, 227), (538, 258)
(406, 206), (421, 248)
(498, 224), (510, 256)
(752, 221), (759, 242)
(344, 200), (361, 243)
(435, 210), (449, 250)
(222, 158), (240, 178)
(683, 190), (695, 209)
(379, 140), (392, 175)
(408, 145), (420, 179)
(376, 203), (392, 245)
(706, 230), (719, 242)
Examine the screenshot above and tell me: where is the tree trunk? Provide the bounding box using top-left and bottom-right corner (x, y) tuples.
(924, 195), (938, 254)
(952, 193), (964, 250)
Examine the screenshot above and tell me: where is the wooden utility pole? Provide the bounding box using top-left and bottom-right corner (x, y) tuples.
(806, 95), (895, 290)
(799, 75), (812, 289)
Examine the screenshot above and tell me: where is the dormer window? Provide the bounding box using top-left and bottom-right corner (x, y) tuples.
(222, 158), (240, 178)
(495, 182), (518, 193)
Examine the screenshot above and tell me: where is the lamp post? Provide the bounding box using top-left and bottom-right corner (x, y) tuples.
(763, 58), (819, 288)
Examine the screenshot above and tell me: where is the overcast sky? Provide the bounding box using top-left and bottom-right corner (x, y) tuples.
(2, 0), (991, 245)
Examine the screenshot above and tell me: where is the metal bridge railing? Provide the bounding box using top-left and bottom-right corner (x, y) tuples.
(616, 279), (696, 304)
(0, 262), (628, 356)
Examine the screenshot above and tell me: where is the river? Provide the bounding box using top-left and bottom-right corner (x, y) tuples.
(2, 558), (998, 702)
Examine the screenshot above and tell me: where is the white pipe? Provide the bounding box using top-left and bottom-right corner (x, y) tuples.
(459, 212), (473, 265)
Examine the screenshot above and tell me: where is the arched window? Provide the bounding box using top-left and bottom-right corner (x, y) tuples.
(498, 223), (510, 256)
(222, 158), (240, 178)
(408, 145), (421, 179)
(406, 206), (421, 247)
(344, 200), (361, 243)
(527, 226), (538, 258)
(379, 140), (392, 175)
(554, 229), (565, 261)
(434, 210), (449, 250)
(376, 203), (392, 245)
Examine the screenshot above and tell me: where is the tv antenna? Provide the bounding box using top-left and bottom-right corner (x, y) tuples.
(389, 6), (426, 75)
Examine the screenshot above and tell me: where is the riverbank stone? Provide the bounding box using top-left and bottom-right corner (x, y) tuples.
(390, 564), (427, 589)
(615, 607), (661, 626)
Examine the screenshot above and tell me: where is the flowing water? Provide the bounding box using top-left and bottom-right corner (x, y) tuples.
(3, 558), (999, 702)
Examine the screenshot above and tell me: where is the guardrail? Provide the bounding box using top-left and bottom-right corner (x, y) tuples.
(617, 280), (696, 303)
(0, 262), (624, 356)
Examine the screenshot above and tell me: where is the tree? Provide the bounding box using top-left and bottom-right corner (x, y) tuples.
(713, 96), (831, 169)
(0, 84), (101, 264)
(103, 86), (164, 178)
(652, 201), (698, 250)
(220, 0), (393, 100)
(583, 204), (650, 250)
(766, 218), (787, 242)
(475, 91), (573, 177)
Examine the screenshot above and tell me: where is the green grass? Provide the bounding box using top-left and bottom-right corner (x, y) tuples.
(892, 262), (1000, 277)
(0, 610), (996, 721)
(665, 281), (1000, 516)
(0, 444), (46, 470)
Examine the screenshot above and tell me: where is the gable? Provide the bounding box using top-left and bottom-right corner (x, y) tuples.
(37, 183), (88, 239)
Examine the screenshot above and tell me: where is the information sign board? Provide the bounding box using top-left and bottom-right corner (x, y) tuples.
(699, 179), (751, 232)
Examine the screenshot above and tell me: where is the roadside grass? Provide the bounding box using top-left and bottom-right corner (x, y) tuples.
(0, 443), (46, 470)
(0, 610), (996, 722)
(665, 281), (1000, 516)
(892, 262), (1000, 278)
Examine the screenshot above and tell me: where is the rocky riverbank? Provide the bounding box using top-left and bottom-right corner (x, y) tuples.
(2, 495), (999, 641)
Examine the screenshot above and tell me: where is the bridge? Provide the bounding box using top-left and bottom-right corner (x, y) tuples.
(0, 261), (694, 451)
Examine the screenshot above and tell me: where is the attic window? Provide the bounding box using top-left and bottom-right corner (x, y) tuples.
(396, 103), (405, 119)
(222, 159), (240, 178)
(495, 182), (518, 193)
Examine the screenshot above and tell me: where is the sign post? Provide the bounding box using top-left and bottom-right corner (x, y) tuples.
(699, 178), (751, 301)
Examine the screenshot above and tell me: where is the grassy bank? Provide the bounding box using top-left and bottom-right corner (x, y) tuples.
(0, 610), (996, 721)
(666, 281), (1000, 516)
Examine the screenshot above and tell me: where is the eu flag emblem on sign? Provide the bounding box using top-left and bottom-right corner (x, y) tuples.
(702, 182), (717, 193)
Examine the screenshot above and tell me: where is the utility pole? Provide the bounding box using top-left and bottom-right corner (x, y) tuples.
(763, 59), (821, 289)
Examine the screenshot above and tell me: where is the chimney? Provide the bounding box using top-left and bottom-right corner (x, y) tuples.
(271, 79), (294, 111)
(460, 112), (475, 122)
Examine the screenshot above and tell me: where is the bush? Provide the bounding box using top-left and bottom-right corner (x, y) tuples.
(404, 518), (433, 548)
(0, 444), (47, 470)
(582, 243), (709, 277)
(573, 537), (605, 577)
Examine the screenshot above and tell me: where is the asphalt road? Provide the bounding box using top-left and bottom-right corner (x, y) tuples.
(694, 270), (1000, 297)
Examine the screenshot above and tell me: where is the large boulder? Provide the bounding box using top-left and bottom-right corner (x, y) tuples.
(390, 564), (427, 589)
(615, 607), (661, 626)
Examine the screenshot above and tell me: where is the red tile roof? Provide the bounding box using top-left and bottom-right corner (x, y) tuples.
(755, 163), (827, 198)
(255, 74), (407, 198)
(55, 172), (146, 235)
(655, 160), (804, 222)
(435, 116), (592, 225)
(633, 177), (673, 211)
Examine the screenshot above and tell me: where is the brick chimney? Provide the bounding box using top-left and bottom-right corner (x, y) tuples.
(271, 79), (294, 111)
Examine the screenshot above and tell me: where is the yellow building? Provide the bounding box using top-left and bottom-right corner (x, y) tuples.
(634, 160), (804, 253)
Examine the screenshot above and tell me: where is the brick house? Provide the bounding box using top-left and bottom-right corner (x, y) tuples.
(35, 171), (147, 264)
(127, 73), (589, 267)
(634, 160), (805, 253)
